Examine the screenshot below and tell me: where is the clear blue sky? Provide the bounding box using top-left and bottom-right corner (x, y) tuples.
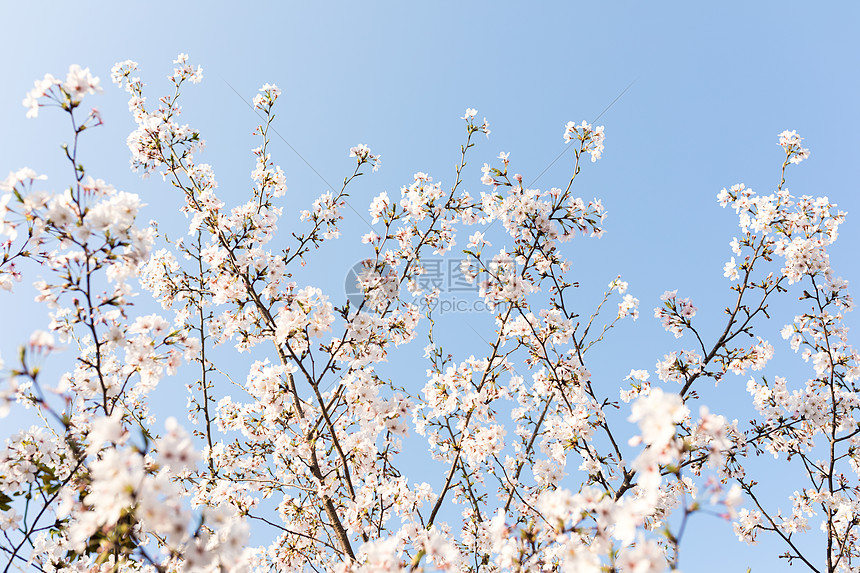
(2, 2), (859, 571)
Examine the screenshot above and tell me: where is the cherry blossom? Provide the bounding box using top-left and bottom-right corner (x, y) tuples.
(1, 56), (857, 573)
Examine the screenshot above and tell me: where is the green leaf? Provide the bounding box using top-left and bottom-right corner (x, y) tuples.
(0, 491), (12, 511)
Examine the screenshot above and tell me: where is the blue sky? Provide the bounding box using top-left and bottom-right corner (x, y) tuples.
(2, 2), (859, 571)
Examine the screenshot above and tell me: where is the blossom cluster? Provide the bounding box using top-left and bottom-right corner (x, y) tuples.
(1, 56), (858, 573)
